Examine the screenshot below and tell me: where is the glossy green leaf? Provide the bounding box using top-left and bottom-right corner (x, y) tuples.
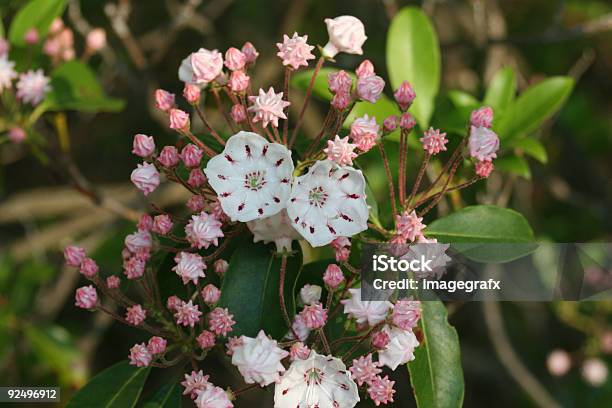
(9, 0), (67, 46)
(427, 205), (534, 243)
(506, 138), (548, 163)
(387, 7), (440, 128)
(447, 90), (479, 109)
(218, 241), (302, 339)
(67, 360), (150, 408)
(483, 67), (516, 113)
(141, 383), (182, 408)
(495, 155), (531, 179)
(496, 76), (573, 140)
(408, 300), (464, 408)
(43, 61), (125, 113)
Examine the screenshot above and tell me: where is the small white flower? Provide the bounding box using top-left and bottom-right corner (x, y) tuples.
(246, 209), (301, 252)
(172, 252), (206, 285)
(341, 288), (392, 326)
(248, 87), (290, 128)
(274, 351), (360, 408)
(16, 69), (51, 105)
(300, 284), (322, 305)
(377, 325), (419, 370)
(204, 131), (294, 222)
(231, 330), (289, 386)
(287, 160), (368, 247)
(0, 56), (17, 92)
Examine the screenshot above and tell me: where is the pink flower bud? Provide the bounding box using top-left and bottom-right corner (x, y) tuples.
(132, 134), (155, 158)
(323, 16), (367, 58)
(214, 259), (229, 276)
(228, 70), (250, 93)
(158, 146), (180, 167)
(241, 42), (259, 64)
(75, 285), (97, 309)
(475, 160), (494, 178)
(106, 275), (120, 289)
(123, 256), (146, 279)
(169, 108), (190, 131)
(394, 80), (416, 111)
(152, 214), (173, 235)
(147, 336), (167, 355)
(129, 343), (151, 367)
(130, 162), (160, 196)
(197, 330), (216, 349)
(183, 83), (201, 105)
(383, 115), (398, 133)
(290, 342), (311, 361)
(230, 103), (247, 123)
(300, 303), (327, 329)
(323, 264), (345, 289)
(64, 246), (86, 267)
(126, 304), (147, 326)
(202, 284), (221, 305)
(470, 106), (494, 128)
(191, 48), (223, 84)
(154, 89), (175, 111)
(331, 90), (351, 110)
(8, 127), (26, 144)
(180, 144), (203, 167)
(328, 70), (352, 93)
(86, 28), (106, 52)
(469, 126), (499, 161)
(399, 113), (416, 131)
(356, 59), (375, 78)
(547, 349), (571, 377)
(166, 296), (182, 311)
(79, 257), (99, 278)
(420, 127), (448, 155)
(225, 47), (247, 71)
(335, 246), (350, 262)
(371, 330), (390, 349)
(187, 168), (206, 187)
(357, 75), (385, 103)
(50, 19), (63, 34)
(186, 195), (206, 212)
(24, 28), (39, 45)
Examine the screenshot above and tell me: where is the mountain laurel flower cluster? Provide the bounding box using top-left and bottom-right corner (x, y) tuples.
(66, 15), (499, 408)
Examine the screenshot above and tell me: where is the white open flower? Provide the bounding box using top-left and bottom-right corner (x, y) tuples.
(247, 209), (301, 252)
(287, 160), (368, 247)
(377, 325), (419, 370)
(231, 330), (289, 386)
(341, 288), (392, 326)
(205, 131), (294, 222)
(274, 351), (360, 408)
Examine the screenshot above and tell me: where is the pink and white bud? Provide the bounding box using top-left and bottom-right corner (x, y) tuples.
(328, 70), (353, 93)
(392, 299), (421, 330)
(214, 259), (229, 276)
(372, 330), (390, 349)
(166, 296), (182, 311)
(106, 275), (121, 289)
(368, 375), (396, 405)
(75, 285), (97, 309)
(225, 47), (247, 71)
(158, 146), (180, 167)
(394, 80), (416, 111)
(241, 42), (259, 64)
(276, 32), (315, 70)
(469, 126), (499, 161)
(202, 284), (221, 305)
(130, 162), (160, 196)
(154, 89), (175, 111)
(323, 16), (367, 58)
(226, 336), (244, 356)
(191, 48), (223, 84)
(547, 349), (571, 377)
(470, 106), (494, 128)
(289, 342), (311, 361)
(183, 83), (201, 105)
(331, 90), (351, 110)
(396, 210), (426, 243)
(152, 214), (173, 235)
(147, 336), (167, 355)
(186, 195), (206, 212)
(137, 214), (153, 231)
(86, 28), (106, 52)
(123, 256), (146, 279)
(323, 264), (345, 289)
(24, 28), (39, 45)
(300, 284), (322, 305)
(208, 307), (235, 336)
(8, 127), (26, 144)
(356, 59), (375, 78)
(169, 108), (190, 131)
(383, 115), (398, 133)
(187, 168), (207, 188)
(420, 127), (448, 155)
(350, 114), (379, 152)
(475, 160), (494, 178)
(197, 330), (216, 349)
(64, 246), (86, 267)
(299, 303), (327, 329)
(228, 70), (250, 93)
(399, 112), (416, 131)
(124, 229), (152, 253)
(324, 135), (358, 166)
(350, 354), (382, 386)
(582, 358), (608, 386)
(126, 304), (147, 326)
(230, 103), (247, 123)
(132, 134), (155, 158)
(180, 144), (203, 167)
(357, 75), (385, 103)
(129, 343), (152, 367)
(79, 257), (99, 278)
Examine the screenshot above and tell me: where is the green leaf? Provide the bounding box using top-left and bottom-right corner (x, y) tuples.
(483, 67), (516, 113)
(67, 361), (150, 408)
(218, 241), (303, 339)
(447, 90), (479, 109)
(506, 138), (548, 163)
(387, 7), (441, 128)
(43, 61), (125, 113)
(495, 155), (531, 179)
(427, 205), (534, 243)
(141, 383), (182, 408)
(408, 300), (464, 408)
(496, 76), (573, 140)
(9, 0), (67, 46)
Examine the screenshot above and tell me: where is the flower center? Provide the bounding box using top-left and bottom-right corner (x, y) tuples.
(305, 367), (323, 385)
(308, 186), (328, 208)
(244, 170), (267, 191)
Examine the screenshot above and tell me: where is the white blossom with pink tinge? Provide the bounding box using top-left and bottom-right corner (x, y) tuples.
(231, 330), (289, 386)
(173, 251), (206, 285)
(377, 325), (419, 370)
(469, 126), (499, 161)
(287, 160), (368, 247)
(179, 48), (223, 86)
(248, 87), (290, 128)
(276, 32), (315, 70)
(185, 212), (224, 249)
(130, 162), (160, 196)
(341, 288), (392, 327)
(324, 135), (358, 166)
(16, 69), (50, 105)
(246, 209), (301, 252)
(204, 132), (294, 222)
(322, 16), (367, 58)
(274, 351), (360, 408)
(0, 56), (17, 92)
(195, 385), (233, 408)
